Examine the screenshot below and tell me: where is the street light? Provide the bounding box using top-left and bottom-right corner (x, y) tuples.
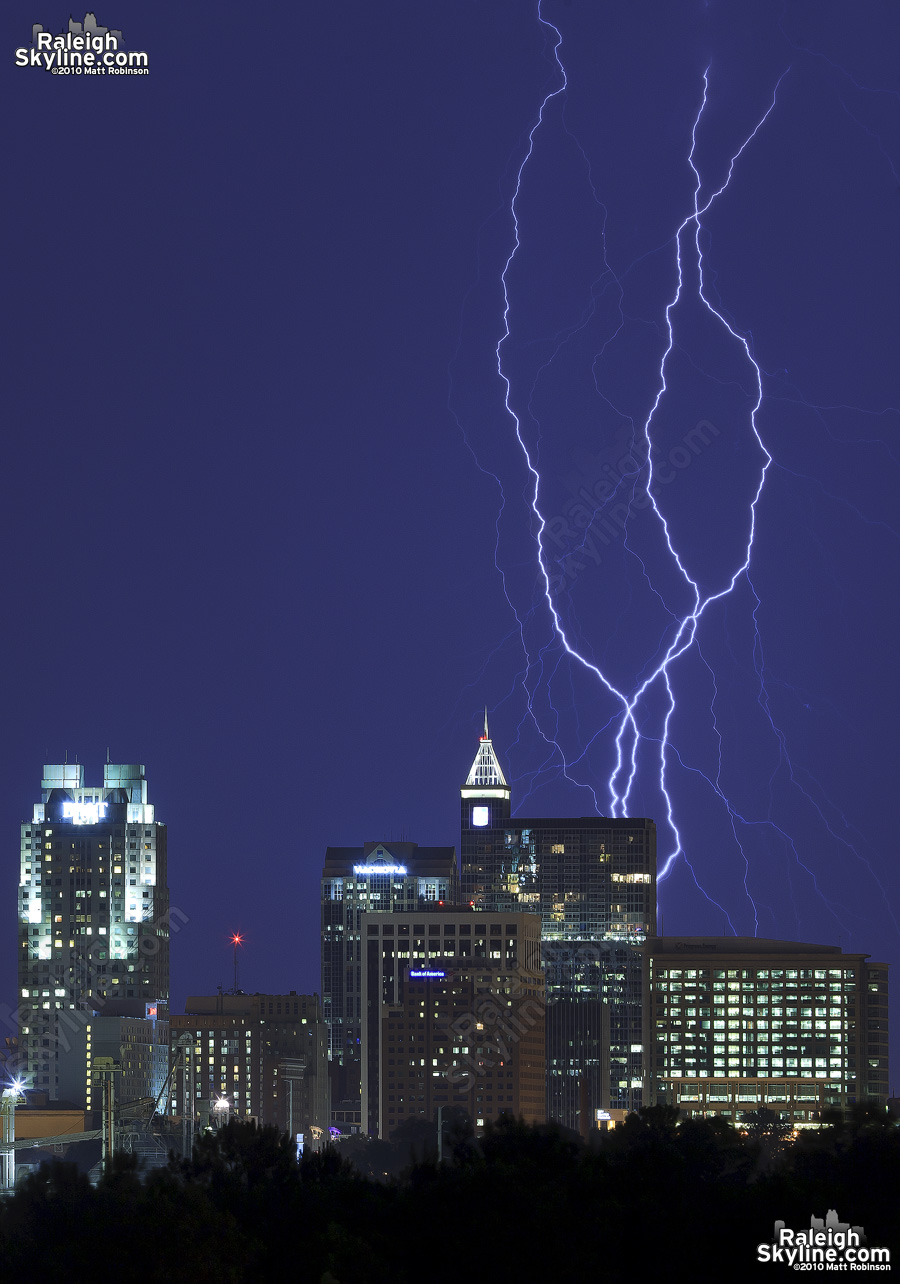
(1, 1079), (26, 1191)
(213, 1096), (231, 1128)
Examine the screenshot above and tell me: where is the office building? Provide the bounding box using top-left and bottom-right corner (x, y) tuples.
(321, 840), (458, 1107)
(169, 992), (329, 1147)
(460, 719), (656, 1129)
(644, 937), (890, 1126)
(361, 907), (545, 1137)
(17, 763), (169, 1112)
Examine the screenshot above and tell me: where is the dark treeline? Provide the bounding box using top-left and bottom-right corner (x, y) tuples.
(0, 1107), (896, 1282)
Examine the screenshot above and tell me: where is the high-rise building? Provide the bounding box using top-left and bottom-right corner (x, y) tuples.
(360, 907), (545, 1138)
(644, 937), (890, 1126)
(17, 763), (169, 1112)
(169, 992), (329, 1147)
(321, 840), (458, 1109)
(460, 719), (656, 1129)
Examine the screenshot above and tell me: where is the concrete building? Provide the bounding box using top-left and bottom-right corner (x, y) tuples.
(644, 937), (890, 1126)
(17, 763), (170, 1113)
(169, 992), (329, 1148)
(361, 907), (545, 1138)
(460, 718), (656, 1128)
(321, 840), (458, 1110)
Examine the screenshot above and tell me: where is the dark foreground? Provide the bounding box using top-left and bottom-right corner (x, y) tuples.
(0, 1107), (896, 1282)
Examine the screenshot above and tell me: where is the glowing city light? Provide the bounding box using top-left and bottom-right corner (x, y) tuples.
(352, 865), (407, 876)
(62, 801), (107, 825)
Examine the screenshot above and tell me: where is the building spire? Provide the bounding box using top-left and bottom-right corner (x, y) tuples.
(464, 712), (508, 790)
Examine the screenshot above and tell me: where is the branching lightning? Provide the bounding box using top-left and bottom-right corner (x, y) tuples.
(444, 0), (898, 953)
(459, 0), (897, 942)
(493, 8), (781, 893)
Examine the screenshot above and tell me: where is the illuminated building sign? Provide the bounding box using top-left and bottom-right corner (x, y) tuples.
(62, 801), (107, 825)
(409, 969), (446, 980)
(352, 864), (407, 875)
(472, 806), (489, 827)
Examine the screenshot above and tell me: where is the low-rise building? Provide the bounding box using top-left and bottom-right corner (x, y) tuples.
(644, 937), (889, 1126)
(169, 992), (329, 1148)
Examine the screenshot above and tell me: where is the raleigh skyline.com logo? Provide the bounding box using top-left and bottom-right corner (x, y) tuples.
(15, 11), (149, 74)
(757, 1209), (890, 1270)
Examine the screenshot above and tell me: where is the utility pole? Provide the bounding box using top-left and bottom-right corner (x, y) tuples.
(176, 1033), (194, 1160)
(94, 1059), (121, 1174)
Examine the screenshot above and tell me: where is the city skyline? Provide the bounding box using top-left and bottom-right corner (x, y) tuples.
(5, 0), (898, 1080)
(8, 733), (891, 1120)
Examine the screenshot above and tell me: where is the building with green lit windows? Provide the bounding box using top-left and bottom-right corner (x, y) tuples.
(17, 763), (170, 1115)
(644, 937), (889, 1126)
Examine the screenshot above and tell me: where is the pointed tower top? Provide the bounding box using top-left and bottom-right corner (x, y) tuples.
(464, 712), (508, 790)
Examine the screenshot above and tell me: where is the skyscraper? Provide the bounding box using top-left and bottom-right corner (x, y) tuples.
(17, 763), (170, 1112)
(460, 718), (657, 1130)
(321, 840), (458, 1112)
(361, 907), (545, 1138)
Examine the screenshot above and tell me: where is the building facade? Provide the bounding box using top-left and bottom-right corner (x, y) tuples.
(321, 840), (458, 1107)
(17, 763), (169, 1111)
(460, 721), (656, 1129)
(79, 1010), (169, 1115)
(169, 992), (329, 1147)
(644, 937), (890, 1126)
(361, 907), (545, 1138)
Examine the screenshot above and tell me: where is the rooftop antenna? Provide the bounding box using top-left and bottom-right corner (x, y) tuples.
(230, 933), (244, 993)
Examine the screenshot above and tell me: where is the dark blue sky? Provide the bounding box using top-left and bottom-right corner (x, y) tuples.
(4, 1), (898, 1072)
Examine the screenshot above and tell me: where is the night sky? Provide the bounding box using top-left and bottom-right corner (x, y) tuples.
(4, 2), (898, 1074)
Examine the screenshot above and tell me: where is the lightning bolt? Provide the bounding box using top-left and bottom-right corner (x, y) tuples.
(492, 0), (787, 893)
(482, 1), (877, 943)
(452, 2), (895, 948)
